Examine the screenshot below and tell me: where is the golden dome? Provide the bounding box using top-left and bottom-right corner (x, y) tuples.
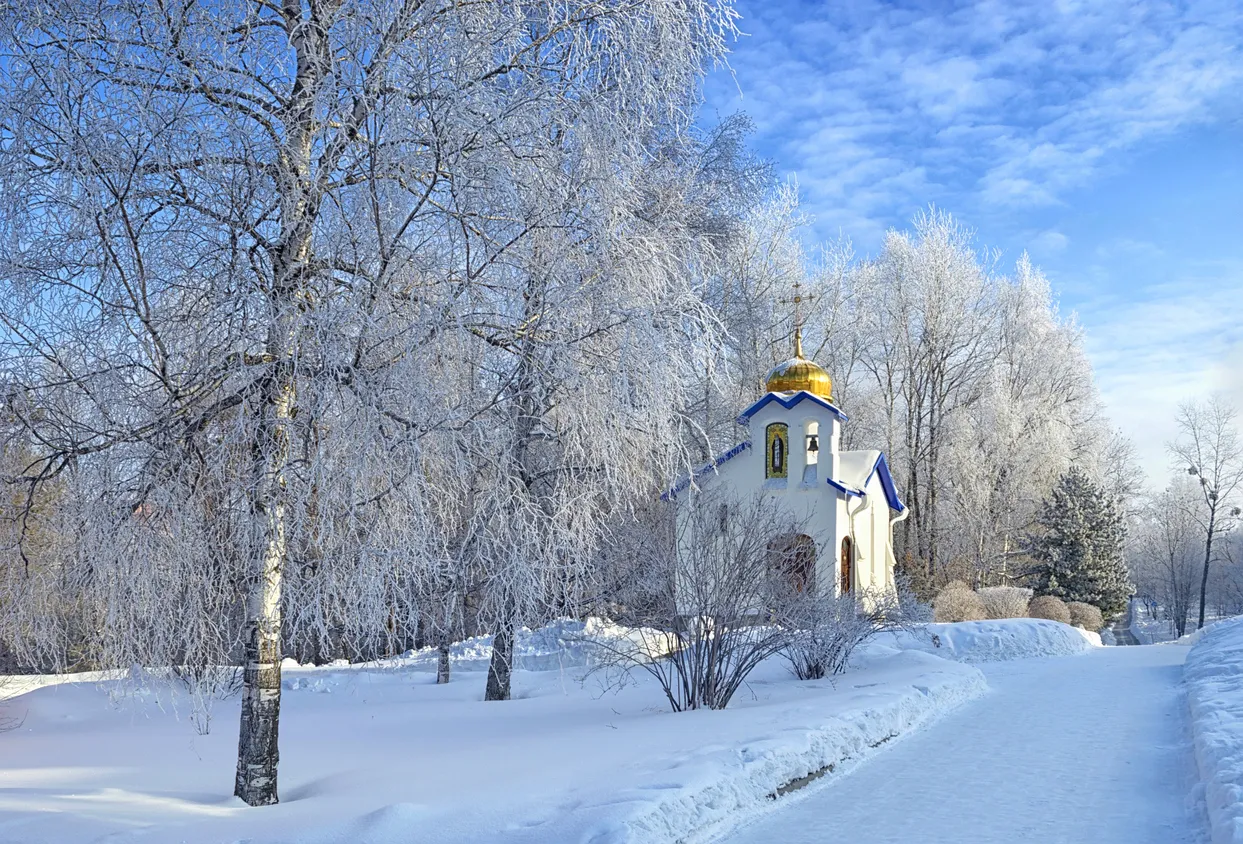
(764, 330), (833, 400)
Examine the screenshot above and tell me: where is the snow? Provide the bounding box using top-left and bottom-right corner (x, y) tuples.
(0, 618), (1119, 844)
(880, 617), (1098, 663)
(1132, 601), (1185, 644)
(1185, 616), (1243, 843)
(721, 643), (1204, 844)
(836, 449), (881, 488)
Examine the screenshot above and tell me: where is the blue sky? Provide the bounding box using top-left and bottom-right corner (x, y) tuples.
(701, 0), (1243, 485)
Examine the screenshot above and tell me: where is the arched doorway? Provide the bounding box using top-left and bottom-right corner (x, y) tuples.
(840, 537), (853, 594)
(768, 534), (816, 594)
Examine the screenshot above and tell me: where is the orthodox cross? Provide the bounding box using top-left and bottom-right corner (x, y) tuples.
(779, 281), (815, 358)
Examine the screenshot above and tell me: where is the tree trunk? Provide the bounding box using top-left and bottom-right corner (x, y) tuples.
(437, 641), (451, 685)
(435, 590), (456, 684)
(1198, 508), (1216, 630)
(234, 371), (294, 806)
(485, 621), (514, 701)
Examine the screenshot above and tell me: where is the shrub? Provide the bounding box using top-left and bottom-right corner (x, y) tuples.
(779, 590), (878, 680)
(592, 491), (802, 711)
(977, 586), (1033, 619)
(1028, 595), (1071, 624)
(779, 581), (929, 680)
(932, 581), (987, 623)
(1067, 601), (1104, 632)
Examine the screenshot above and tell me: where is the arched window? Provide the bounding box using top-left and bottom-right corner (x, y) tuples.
(802, 420), (820, 483)
(765, 422), (788, 479)
(840, 537), (853, 594)
(768, 534), (815, 594)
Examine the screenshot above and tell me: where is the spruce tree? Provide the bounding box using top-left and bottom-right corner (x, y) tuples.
(1029, 466), (1132, 617)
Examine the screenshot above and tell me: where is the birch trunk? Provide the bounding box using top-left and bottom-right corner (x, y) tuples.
(485, 620), (514, 702)
(234, 368), (295, 806)
(436, 641), (451, 684)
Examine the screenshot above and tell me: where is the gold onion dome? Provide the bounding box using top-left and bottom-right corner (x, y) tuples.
(764, 329), (833, 400)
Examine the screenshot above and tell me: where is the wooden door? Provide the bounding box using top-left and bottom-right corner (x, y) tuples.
(840, 537), (853, 594)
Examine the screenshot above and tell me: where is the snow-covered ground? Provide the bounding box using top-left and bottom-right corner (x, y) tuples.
(1186, 616), (1243, 844)
(1132, 601), (1186, 644)
(0, 619), (1099, 844)
(720, 642), (1204, 844)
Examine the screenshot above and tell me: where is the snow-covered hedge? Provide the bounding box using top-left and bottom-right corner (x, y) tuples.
(886, 618), (1097, 663)
(1186, 616), (1243, 844)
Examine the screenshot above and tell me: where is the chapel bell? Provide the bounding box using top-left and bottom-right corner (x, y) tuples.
(806, 434), (819, 453)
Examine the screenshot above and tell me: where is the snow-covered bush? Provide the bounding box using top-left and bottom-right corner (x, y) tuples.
(977, 586), (1032, 620)
(1027, 595), (1071, 624)
(933, 581), (987, 623)
(594, 491), (800, 711)
(778, 584), (927, 680)
(1067, 601), (1104, 632)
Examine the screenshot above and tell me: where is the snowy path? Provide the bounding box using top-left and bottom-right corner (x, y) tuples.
(720, 645), (1205, 844)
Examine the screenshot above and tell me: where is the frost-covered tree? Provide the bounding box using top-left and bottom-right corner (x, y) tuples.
(1167, 395), (1243, 630)
(861, 212), (1000, 576)
(1029, 466), (1131, 617)
(811, 212), (1107, 594)
(1131, 480), (1202, 637)
(679, 171), (799, 463)
(944, 257), (1099, 583)
(0, 0), (739, 805)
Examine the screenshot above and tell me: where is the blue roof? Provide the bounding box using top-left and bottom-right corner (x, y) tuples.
(871, 453), (905, 512)
(661, 441), (751, 500)
(826, 477), (865, 498)
(827, 451), (905, 512)
(736, 391), (849, 426)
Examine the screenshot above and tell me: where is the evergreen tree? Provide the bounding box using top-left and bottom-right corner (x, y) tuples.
(1029, 466), (1132, 617)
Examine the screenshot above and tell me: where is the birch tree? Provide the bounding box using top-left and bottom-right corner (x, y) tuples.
(846, 211), (1000, 580)
(805, 212), (1109, 593)
(0, 0), (738, 805)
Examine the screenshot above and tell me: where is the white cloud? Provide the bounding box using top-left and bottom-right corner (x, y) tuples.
(1031, 230), (1069, 254)
(706, 0), (1243, 238)
(1074, 263), (1243, 483)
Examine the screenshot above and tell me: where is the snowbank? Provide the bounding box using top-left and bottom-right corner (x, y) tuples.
(882, 618), (1097, 663)
(1186, 616), (1243, 844)
(0, 626), (984, 844)
(518, 649), (985, 844)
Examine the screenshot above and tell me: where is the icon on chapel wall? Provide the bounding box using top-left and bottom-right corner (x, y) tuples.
(766, 422), (788, 479)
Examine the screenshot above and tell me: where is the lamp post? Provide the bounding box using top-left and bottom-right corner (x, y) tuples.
(1188, 465), (1243, 629)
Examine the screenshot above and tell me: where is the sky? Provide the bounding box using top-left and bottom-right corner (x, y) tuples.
(700, 0), (1243, 485)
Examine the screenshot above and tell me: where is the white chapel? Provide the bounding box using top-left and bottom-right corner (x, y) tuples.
(667, 327), (907, 598)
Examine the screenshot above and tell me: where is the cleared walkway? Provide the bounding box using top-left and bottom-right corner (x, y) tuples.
(721, 645), (1205, 844)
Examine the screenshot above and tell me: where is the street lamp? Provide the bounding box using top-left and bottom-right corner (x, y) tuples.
(1185, 463), (1240, 631)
